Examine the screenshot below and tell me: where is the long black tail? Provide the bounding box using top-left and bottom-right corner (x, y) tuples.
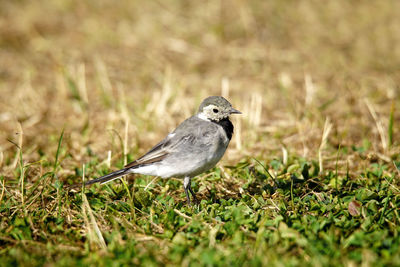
(85, 168), (129, 186)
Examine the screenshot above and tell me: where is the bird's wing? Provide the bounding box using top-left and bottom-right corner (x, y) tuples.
(125, 115), (213, 169)
(124, 132), (195, 169)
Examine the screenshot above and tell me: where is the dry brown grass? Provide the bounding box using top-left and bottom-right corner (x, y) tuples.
(1, 0), (399, 179)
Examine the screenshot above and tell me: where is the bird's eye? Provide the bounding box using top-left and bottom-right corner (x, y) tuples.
(213, 109), (219, 113)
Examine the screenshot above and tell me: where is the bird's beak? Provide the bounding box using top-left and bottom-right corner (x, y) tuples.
(230, 107), (242, 114)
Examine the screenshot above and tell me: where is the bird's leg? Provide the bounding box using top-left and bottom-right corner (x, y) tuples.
(188, 183), (198, 203)
(183, 176), (191, 205)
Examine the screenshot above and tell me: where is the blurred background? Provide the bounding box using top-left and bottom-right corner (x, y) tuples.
(1, 0), (399, 177)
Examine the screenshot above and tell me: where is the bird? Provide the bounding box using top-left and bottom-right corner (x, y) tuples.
(85, 96), (241, 205)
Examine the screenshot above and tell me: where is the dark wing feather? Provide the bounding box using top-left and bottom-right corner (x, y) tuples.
(124, 152), (169, 168)
(124, 138), (170, 168)
(124, 132), (197, 169)
(125, 116), (204, 169)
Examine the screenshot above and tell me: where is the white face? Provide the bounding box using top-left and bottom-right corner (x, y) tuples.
(198, 104), (231, 121)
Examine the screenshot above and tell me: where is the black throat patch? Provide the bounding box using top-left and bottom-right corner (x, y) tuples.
(211, 117), (234, 140)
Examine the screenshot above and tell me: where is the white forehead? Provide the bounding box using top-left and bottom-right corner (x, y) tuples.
(203, 104), (219, 110)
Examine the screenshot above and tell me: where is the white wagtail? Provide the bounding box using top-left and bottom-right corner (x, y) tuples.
(85, 96), (241, 204)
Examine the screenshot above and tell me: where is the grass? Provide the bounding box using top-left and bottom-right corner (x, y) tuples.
(1, 0), (400, 266)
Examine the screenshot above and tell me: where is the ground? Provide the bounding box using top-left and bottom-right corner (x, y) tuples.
(1, 0), (400, 266)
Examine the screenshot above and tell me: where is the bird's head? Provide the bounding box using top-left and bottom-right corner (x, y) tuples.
(197, 96), (241, 121)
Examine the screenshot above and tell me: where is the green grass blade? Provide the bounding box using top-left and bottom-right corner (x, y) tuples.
(53, 128), (65, 174)
(388, 102), (394, 148)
